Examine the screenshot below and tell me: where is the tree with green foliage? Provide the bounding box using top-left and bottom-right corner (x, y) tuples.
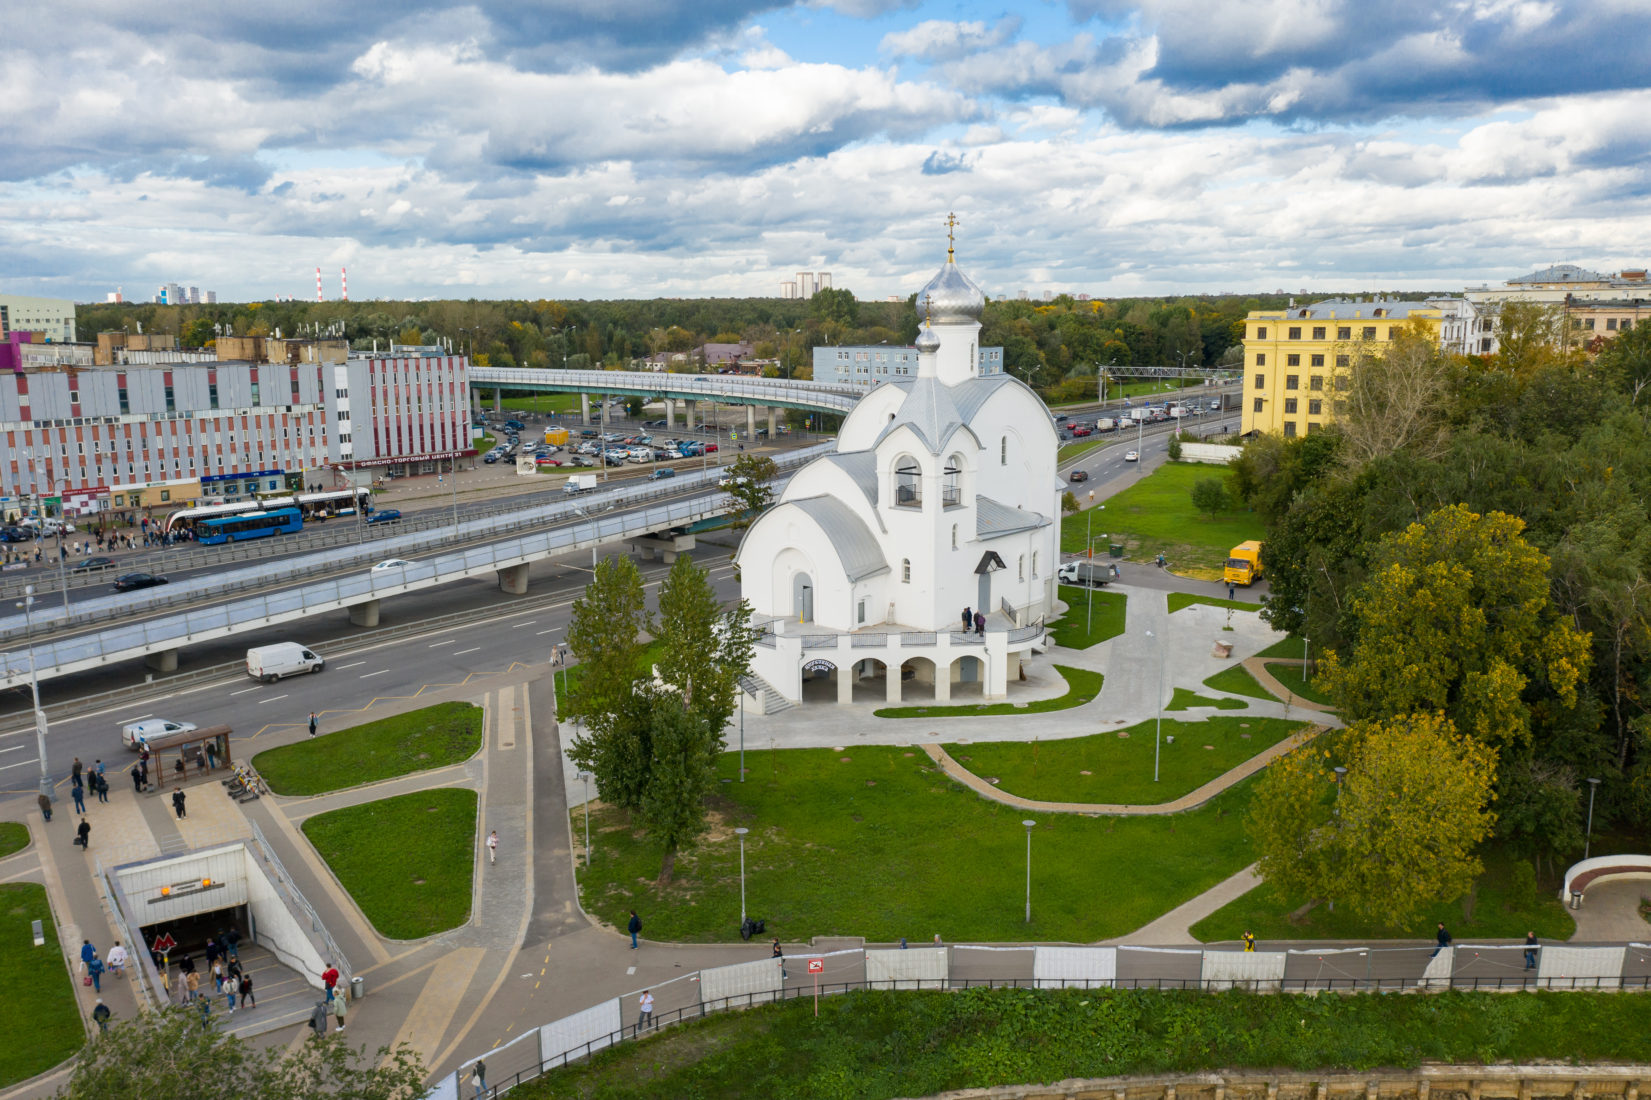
(637, 691), (722, 885)
(565, 555), (654, 809)
(654, 553), (756, 739)
(1316, 504), (1591, 751)
(810, 286), (859, 328)
(1165, 436), (1182, 461)
(724, 452), (777, 529)
(1189, 476), (1231, 517)
(56, 1007), (424, 1100)
(1596, 319), (1651, 404)
(1249, 713), (1498, 928)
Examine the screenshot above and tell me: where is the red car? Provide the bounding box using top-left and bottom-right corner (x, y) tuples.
(1071, 426), (1092, 437)
(704, 443), (719, 452)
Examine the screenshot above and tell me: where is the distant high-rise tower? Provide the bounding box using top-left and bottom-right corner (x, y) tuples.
(205, 291), (217, 304)
(780, 281), (798, 299)
(188, 286), (200, 304)
(796, 272), (815, 298)
(817, 272), (832, 291)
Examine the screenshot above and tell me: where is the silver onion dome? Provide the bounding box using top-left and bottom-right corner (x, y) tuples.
(915, 321), (941, 353)
(917, 258), (985, 324)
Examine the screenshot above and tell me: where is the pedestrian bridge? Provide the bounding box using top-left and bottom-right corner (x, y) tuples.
(470, 368), (859, 431)
(0, 454), (817, 690)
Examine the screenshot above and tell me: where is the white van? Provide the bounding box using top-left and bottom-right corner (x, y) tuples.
(245, 642), (324, 682)
(122, 718), (197, 750)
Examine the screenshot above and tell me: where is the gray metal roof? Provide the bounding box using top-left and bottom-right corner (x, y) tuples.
(818, 451), (880, 512)
(785, 496), (890, 582)
(976, 496), (1049, 538)
(950, 373), (1020, 423)
(1279, 299), (1438, 321)
(875, 376), (980, 455)
(1509, 264), (1607, 284)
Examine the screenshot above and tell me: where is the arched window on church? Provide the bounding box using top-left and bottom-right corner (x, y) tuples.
(1018, 554), (1025, 581)
(901, 558), (911, 583)
(1000, 436), (1007, 466)
(951, 524), (958, 550)
(1031, 551), (1039, 577)
(895, 458), (922, 508)
(942, 455), (962, 507)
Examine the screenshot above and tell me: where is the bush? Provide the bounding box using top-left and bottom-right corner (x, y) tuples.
(1191, 476), (1233, 517)
(1166, 436), (1183, 460)
(1060, 491), (1080, 514)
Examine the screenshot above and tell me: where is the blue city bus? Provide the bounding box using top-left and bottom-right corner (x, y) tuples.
(195, 507), (304, 545)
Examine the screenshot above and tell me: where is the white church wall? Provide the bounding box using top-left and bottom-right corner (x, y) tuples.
(835, 385), (906, 451)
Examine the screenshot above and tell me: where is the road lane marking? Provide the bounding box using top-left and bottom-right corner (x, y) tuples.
(335, 660), (365, 670)
(510, 620), (537, 629)
(453, 647), (480, 656)
(0, 744), (26, 754)
(230, 686), (260, 696)
(0, 758), (40, 771)
(258, 694), (289, 704)
(428, 639), (456, 648)
(361, 669), (389, 678)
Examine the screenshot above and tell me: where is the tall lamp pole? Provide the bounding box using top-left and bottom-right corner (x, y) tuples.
(17, 585), (50, 797)
(1022, 819), (1036, 923)
(735, 827), (750, 924)
(577, 770), (593, 866)
(1584, 777), (1601, 860)
(1145, 628), (1164, 781)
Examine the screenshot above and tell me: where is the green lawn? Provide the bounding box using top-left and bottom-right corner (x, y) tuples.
(1168, 592), (1264, 614)
(1166, 688), (1246, 712)
(0, 883), (83, 1088)
(491, 392), (583, 414)
(1049, 586), (1127, 649)
(576, 748), (1257, 943)
(943, 717), (1301, 806)
(1190, 845), (1576, 942)
(514, 987), (1651, 1100)
(0, 822), (28, 859)
(253, 702), (483, 797)
(1255, 634), (1318, 661)
(874, 666), (1101, 719)
(1061, 462), (1262, 578)
(1203, 664), (1276, 702)
(1266, 662), (1335, 706)
(302, 788), (477, 940)
(1057, 438), (1110, 465)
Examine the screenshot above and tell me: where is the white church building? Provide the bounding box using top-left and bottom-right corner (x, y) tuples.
(736, 239), (1062, 705)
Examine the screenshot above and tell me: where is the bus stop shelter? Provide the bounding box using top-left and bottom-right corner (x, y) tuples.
(130, 724), (233, 794)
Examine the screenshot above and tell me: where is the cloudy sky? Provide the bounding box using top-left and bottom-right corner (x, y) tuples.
(4, 0), (1649, 303)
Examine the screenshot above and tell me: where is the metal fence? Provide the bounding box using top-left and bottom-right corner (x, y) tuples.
(92, 857), (159, 1012)
(246, 822), (351, 993)
(470, 368), (861, 411)
(428, 940), (1651, 1098)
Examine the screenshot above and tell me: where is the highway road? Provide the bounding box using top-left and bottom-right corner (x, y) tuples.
(0, 542), (743, 796)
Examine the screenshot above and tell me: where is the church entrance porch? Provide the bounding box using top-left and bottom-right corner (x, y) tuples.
(799, 659), (852, 704)
(897, 656), (940, 703)
(948, 655), (985, 701)
(849, 658), (890, 703)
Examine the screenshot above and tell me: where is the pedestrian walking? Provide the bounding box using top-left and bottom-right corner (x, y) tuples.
(239, 973), (256, 1007)
(322, 962), (340, 996)
(1431, 922), (1452, 958)
(81, 939), (97, 971)
(308, 1001), (328, 1036)
(131, 763), (145, 794)
(309, 712), (318, 738)
(71, 784), (86, 813)
(332, 990), (347, 1032)
(627, 910), (642, 949)
(172, 788), (187, 819)
(205, 937), (219, 966)
(973, 611), (985, 636)
(95, 758), (106, 779)
(1241, 931), (1256, 952)
(487, 830), (498, 865)
(470, 1060), (487, 1099)
(185, 969), (200, 1003)
(212, 959), (224, 993)
(1227, 583), (1235, 600)
(96, 772), (109, 803)
(196, 996), (212, 1030)
(637, 989), (654, 1031)
(72, 757), (83, 786)
(1524, 931), (1539, 971)
(37, 791), (52, 822)
(92, 1000), (111, 1034)
(107, 942), (128, 979)
(225, 974), (239, 1013)
(88, 954), (105, 993)
(961, 606), (971, 632)
(76, 818), (91, 850)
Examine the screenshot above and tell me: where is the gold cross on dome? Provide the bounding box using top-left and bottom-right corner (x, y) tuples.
(945, 212), (959, 260)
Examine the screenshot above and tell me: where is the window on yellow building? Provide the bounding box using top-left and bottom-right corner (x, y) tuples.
(1336, 354), (1350, 367)
(1310, 375), (1324, 390)
(1255, 353), (1266, 366)
(1335, 375), (1349, 390)
(1308, 399), (1322, 415)
(1284, 398), (1297, 414)
(1608, 318), (1619, 330)
(1253, 373), (1265, 389)
(1288, 327), (1301, 339)
(1362, 326), (1377, 339)
(1253, 397), (1263, 412)
(1338, 326), (1351, 339)
(1283, 422), (1297, 437)
(1286, 354), (1300, 366)
(1285, 375), (1299, 390)
(1256, 326), (1267, 339)
(1312, 326), (1325, 339)
(1310, 354), (1324, 367)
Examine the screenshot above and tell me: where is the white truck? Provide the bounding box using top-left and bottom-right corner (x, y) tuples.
(563, 473), (599, 494)
(245, 642), (324, 682)
(1094, 417), (1115, 432)
(1057, 560), (1114, 587)
(1127, 407), (1150, 422)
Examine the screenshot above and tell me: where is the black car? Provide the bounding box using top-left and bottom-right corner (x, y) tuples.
(113, 572), (168, 592)
(73, 556), (117, 571)
(0, 526), (33, 543)
(1068, 470), (1089, 482)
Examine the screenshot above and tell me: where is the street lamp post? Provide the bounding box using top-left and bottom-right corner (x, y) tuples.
(1145, 628), (1164, 781)
(1330, 765), (1348, 911)
(17, 585), (50, 797)
(577, 770), (593, 866)
(735, 827), (750, 924)
(738, 685), (746, 783)
(1584, 777), (1601, 860)
(1021, 819), (1036, 923)
(1084, 503), (1105, 636)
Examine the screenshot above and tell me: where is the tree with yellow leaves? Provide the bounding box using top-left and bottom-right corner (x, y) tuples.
(1250, 713), (1499, 928)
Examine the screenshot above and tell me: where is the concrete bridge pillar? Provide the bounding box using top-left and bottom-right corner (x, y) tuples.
(497, 563), (530, 594)
(684, 401), (696, 431)
(493, 390), (503, 413)
(664, 399), (676, 430)
(767, 407), (779, 438)
(746, 405), (757, 437)
(144, 649), (178, 674)
(580, 393), (591, 425)
(349, 600), (380, 627)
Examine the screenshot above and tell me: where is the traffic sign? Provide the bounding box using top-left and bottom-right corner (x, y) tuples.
(153, 932), (176, 952)
(807, 958), (823, 974)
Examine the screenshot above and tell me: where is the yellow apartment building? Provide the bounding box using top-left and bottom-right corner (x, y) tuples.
(1241, 299), (1442, 437)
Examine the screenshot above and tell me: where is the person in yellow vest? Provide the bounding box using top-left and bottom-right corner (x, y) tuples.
(1241, 931), (1256, 952)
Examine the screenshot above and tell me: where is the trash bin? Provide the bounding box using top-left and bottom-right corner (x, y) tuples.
(1570, 891), (1583, 910)
(350, 975), (364, 1000)
(1108, 544), (1124, 559)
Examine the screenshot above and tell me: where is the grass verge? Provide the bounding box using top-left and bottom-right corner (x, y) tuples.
(514, 986), (1651, 1100)
(0, 883), (83, 1088)
(874, 666), (1101, 719)
(1203, 664), (1276, 702)
(302, 788), (477, 940)
(1059, 462), (1262, 578)
(943, 717), (1301, 806)
(0, 822), (28, 859)
(1050, 586), (1127, 649)
(253, 702), (482, 797)
(1266, 662), (1335, 706)
(1057, 438), (1110, 465)
(1254, 634), (1319, 660)
(1190, 845), (1575, 942)
(576, 748), (1256, 943)
(1166, 688), (1246, 712)
(1168, 592), (1263, 614)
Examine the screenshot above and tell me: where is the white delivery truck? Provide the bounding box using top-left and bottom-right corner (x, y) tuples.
(245, 642), (324, 682)
(563, 474), (598, 494)
(122, 718), (197, 750)
(1057, 560), (1113, 587)
(1095, 417), (1115, 432)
